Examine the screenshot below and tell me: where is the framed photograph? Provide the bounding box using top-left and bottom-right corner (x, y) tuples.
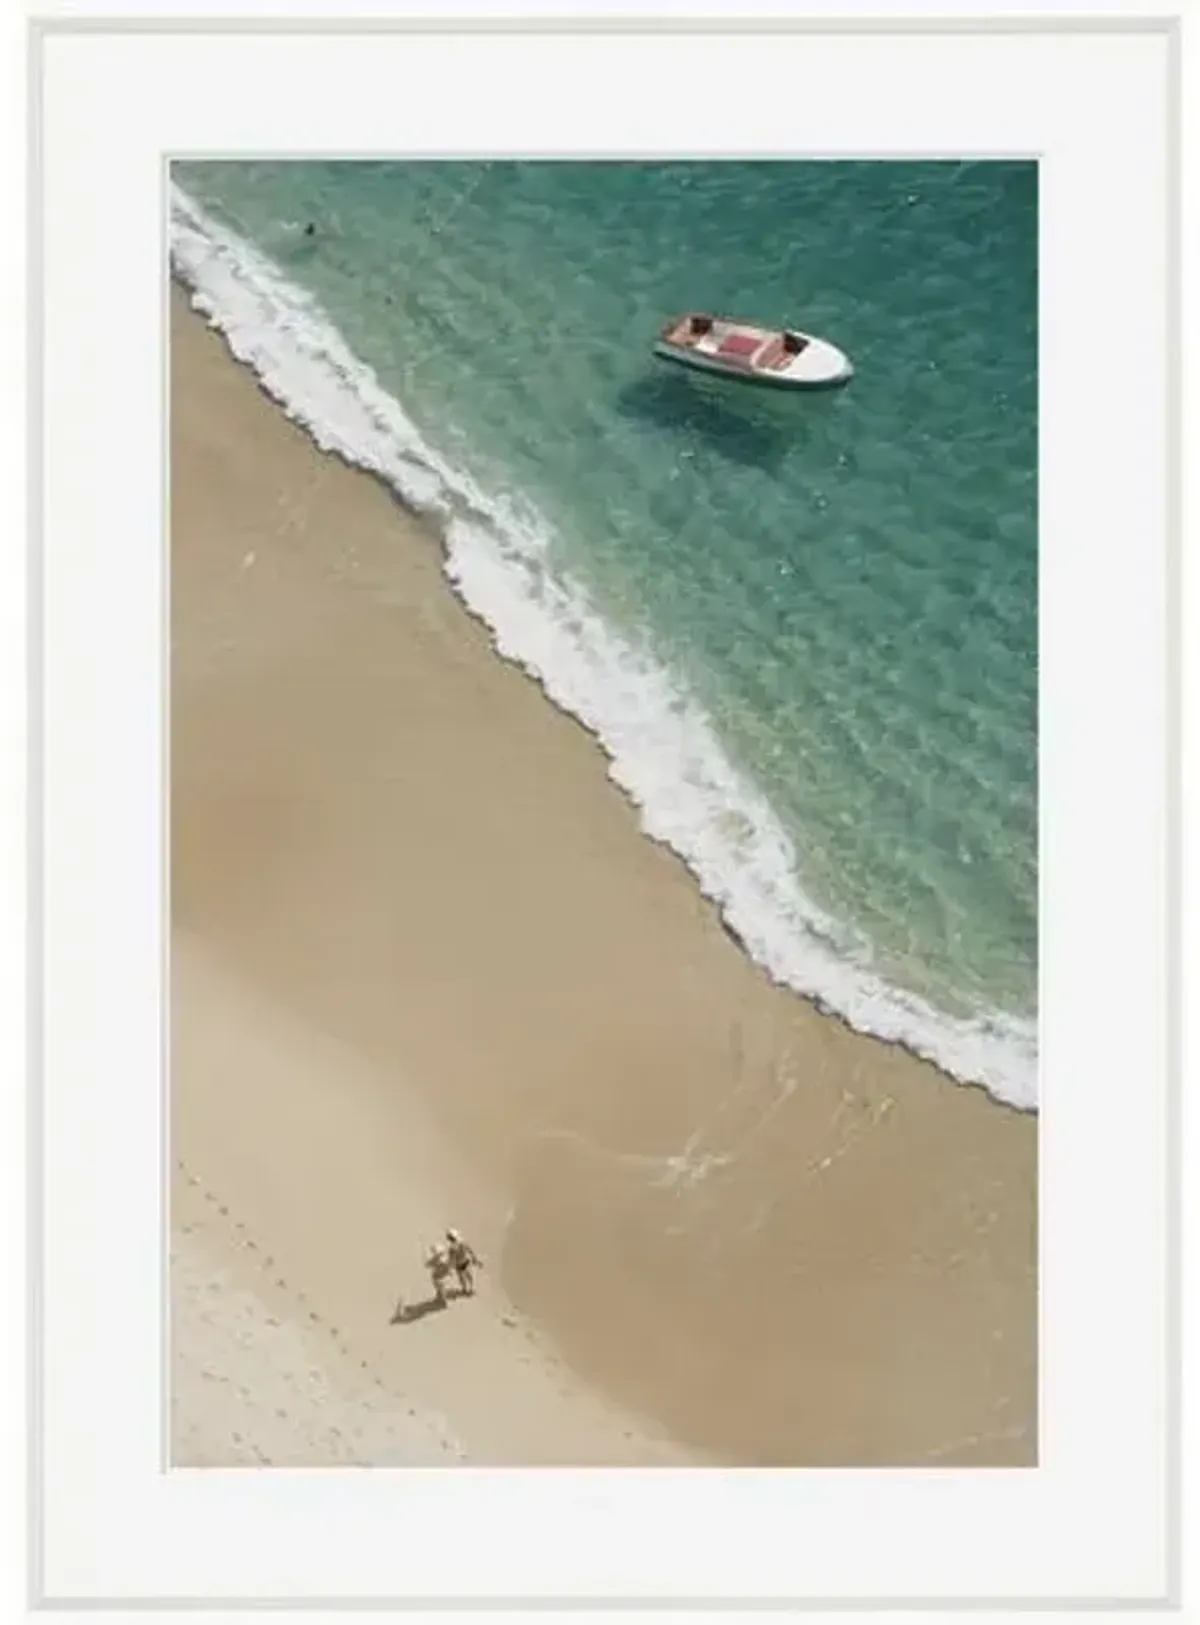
(28, 3), (1179, 1608)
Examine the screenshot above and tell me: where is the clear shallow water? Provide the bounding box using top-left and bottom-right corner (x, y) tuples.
(171, 160), (1038, 1107)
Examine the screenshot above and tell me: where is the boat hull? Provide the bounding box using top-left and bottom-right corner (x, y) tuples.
(653, 339), (853, 391)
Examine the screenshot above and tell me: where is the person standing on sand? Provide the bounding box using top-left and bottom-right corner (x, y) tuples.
(445, 1229), (482, 1296)
(424, 1243), (452, 1307)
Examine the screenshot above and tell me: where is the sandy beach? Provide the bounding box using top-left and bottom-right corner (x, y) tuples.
(170, 284), (1037, 1466)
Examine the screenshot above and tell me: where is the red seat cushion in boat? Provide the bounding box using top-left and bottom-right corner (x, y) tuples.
(718, 331), (761, 358)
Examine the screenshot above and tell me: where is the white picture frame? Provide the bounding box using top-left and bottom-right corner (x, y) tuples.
(21, 2), (1183, 1610)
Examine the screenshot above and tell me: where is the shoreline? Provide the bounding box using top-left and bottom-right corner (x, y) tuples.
(171, 284), (1037, 1465)
(170, 179), (1037, 1110)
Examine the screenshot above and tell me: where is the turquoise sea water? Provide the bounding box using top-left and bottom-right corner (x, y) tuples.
(171, 160), (1038, 1106)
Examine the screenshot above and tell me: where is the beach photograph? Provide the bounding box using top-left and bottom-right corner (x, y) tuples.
(168, 159), (1038, 1469)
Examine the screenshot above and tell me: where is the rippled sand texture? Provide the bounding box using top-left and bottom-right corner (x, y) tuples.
(171, 1171), (465, 1468)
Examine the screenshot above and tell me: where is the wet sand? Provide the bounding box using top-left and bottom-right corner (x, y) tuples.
(170, 284), (1037, 1466)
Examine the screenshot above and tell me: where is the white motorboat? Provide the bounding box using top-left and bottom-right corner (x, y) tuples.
(654, 312), (853, 389)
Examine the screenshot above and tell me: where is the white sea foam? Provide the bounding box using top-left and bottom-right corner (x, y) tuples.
(170, 183), (1038, 1110)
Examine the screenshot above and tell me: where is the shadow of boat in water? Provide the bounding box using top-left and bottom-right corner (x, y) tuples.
(615, 370), (800, 476)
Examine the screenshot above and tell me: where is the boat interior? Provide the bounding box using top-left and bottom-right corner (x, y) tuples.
(665, 315), (810, 371)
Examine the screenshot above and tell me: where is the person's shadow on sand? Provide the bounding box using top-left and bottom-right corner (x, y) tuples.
(390, 1287), (466, 1325)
